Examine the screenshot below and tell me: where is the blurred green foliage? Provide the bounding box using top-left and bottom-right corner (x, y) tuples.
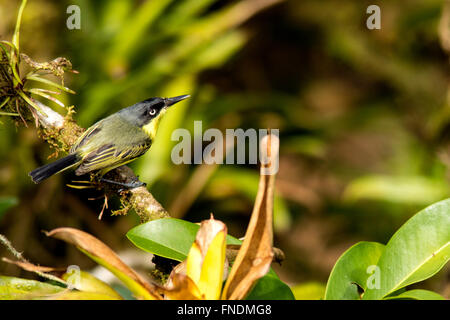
(0, 197), (17, 221)
(0, 0), (449, 297)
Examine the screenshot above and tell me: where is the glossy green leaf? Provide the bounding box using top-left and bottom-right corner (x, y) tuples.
(0, 276), (64, 300)
(127, 218), (241, 262)
(385, 289), (445, 300)
(325, 241), (385, 300)
(364, 199), (450, 299)
(245, 269), (295, 300)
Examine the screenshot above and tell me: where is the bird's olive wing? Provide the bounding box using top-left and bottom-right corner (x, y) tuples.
(114, 141), (151, 161)
(75, 141), (151, 175)
(70, 121), (103, 153)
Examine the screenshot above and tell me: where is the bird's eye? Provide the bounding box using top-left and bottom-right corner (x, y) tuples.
(149, 109), (157, 116)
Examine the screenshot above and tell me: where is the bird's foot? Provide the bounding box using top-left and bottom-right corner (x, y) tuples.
(99, 177), (146, 191)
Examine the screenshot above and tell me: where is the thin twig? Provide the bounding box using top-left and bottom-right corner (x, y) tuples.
(0, 234), (68, 287)
(15, 98), (27, 127)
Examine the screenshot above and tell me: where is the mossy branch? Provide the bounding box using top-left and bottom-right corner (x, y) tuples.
(32, 100), (169, 222)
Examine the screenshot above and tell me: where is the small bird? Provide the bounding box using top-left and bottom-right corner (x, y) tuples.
(29, 95), (189, 187)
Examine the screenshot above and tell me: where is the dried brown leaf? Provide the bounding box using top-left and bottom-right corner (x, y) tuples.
(2, 257), (62, 273)
(45, 227), (160, 299)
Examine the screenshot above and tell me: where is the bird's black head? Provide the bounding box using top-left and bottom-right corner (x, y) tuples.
(119, 95), (189, 127)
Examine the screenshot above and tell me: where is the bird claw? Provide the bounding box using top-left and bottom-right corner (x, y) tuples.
(99, 177), (146, 190)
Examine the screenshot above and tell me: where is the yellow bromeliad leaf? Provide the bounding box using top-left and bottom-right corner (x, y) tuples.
(185, 215), (227, 300)
(186, 242), (203, 285)
(162, 273), (203, 300)
(197, 229), (226, 300)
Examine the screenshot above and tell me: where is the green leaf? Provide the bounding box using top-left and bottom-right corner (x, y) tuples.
(0, 197), (18, 220)
(385, 289), (445, 300)
(245, 270), (295, 300)
(26, 75), (76, 94)
(27, 88), (65, 108)
(0, 41), (15, 59)
(128, 218), (293, 300)
(127, 218), (241, 262)
(0, 276), (64, 300)
(0, 97), (11, 109)
(9, 0), (26, 86)
(12, 0), (27, 52)
(291, 282), (326, 300)
(0, 112), (20, 116)
(325, 241), (385, 300)
(17, 90), (45, 114)
(363, 199), (450, 299)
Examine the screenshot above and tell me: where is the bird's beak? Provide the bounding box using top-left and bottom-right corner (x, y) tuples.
(164, 94), (190, 107)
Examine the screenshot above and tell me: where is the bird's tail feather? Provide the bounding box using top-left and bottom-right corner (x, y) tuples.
(29, 153), (80, 183)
